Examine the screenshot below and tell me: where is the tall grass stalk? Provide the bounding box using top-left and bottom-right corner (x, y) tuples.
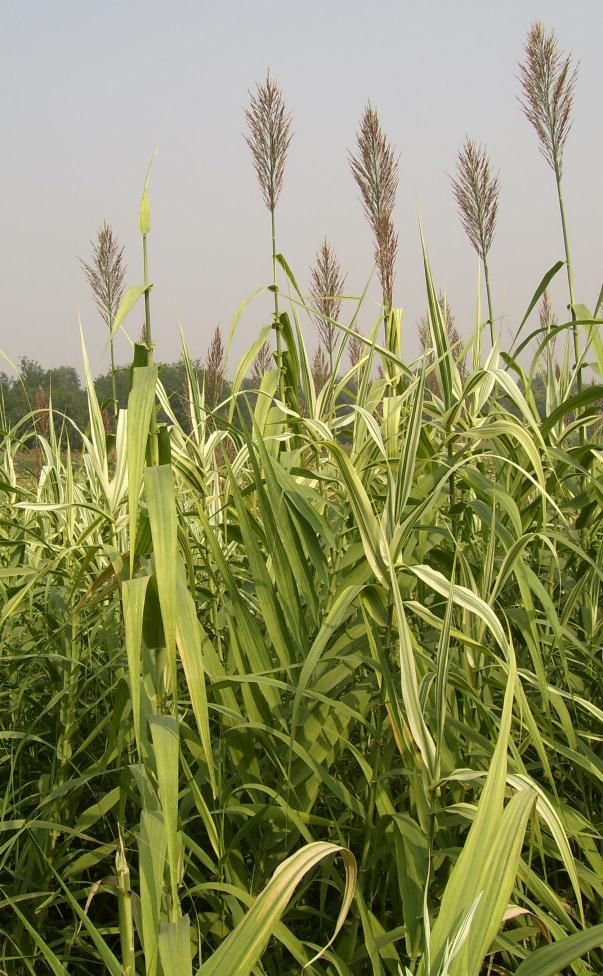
(204, 325), (225, 412)
(245, 70), (292, 403)
(310, 238), (346, 375)
(80, 222), (126, 423)
(138, 154), (159, 465)
(519, 21), (581, 394)
(451, 139), (499, 348)
(349, 103), (399, 320)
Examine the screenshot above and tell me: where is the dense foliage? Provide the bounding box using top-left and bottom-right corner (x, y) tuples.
(1, 250), (602, 974)
(1, 20), (602, 975)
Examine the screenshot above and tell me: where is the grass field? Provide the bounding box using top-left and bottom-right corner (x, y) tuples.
(0, 21), (602, 976)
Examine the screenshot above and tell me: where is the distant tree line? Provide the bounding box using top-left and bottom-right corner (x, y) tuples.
(1, 349), (565, 450)
(0, 355), (234, 447)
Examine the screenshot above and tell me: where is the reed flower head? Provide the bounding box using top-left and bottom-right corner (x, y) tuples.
(251, 340), (273, 387)
(80, 221), (126, 330)
(34, 384), (49, 440)
(539, 289), (559, 374)
(204, 325), (225, 411)
(539, 289), (557, 331)
(348, 324), (364, 369)
(451, 140), (500, 261)
(418, 291), (465, 386)
(310, 238), (346, 365)
(349, 104), (399, 310)
(311, 344), (329, 392)
(245, 70), (292, 212)
(519, 21), (577, 177)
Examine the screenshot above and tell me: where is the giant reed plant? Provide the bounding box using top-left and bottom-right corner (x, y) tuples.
(203, 325), (225, 412)
(451, 139), (500, 348)
(0, 26), (602, 976)
(310, 238), (346, 376)
(519, 21), (581, 392)
(80, 222), (126, 423)
(349, 104), (398, 317)
(245, 70), (292, 404)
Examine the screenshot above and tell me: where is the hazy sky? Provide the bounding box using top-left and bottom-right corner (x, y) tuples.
(1, 0), (601, 378)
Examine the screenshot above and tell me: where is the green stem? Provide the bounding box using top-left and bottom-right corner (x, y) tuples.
(383, 307), (390, 389)
(109, 331), (118, 425)
(556, 173), (583, 397)
(483, 257), (495, 349)
(271, 207), (285, 403)
(347, 600), (391, 963)
(448, 435), (457, 541)
(116, 838), (135, 976)
(142, 233), (159, 466)
(142, 235), (151, 344)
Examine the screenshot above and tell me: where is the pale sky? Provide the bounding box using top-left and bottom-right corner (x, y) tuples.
(0, 0), (601, 377)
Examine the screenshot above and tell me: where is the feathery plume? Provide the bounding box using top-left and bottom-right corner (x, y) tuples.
(310, 238), (346, 371)
(245, 70), (292, 405)
(80, 222), (126, 330)
(251, 340), (273, 387)
(519, 22), (582, 401)
(245, 70), (292, 212)
(451, 139), (499, 346)
(348, 325), (364, 370)
(539, 289), (559, 379)
(204, 326), (225, 412)
(539, 289), (557, 331)
(451, 140), (500, 262)
(34, 385), (49, 440)
(418, 292), (465, 388)
(349, 104), (399, 311)
(80, 221), (126, 425)
(311, 344), (330, 392)
(518, 21), (577, 177)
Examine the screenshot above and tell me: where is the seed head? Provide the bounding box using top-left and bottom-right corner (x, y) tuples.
(310, 238), (346, 365)
(311, 344), (330, 392)
(251, 340), (273, 387)
(245, 70), (292, 211)
(348, 325), (364, 370)
(204, 325), (225, 411)
(34, 385), (49, 440)
(539, 289), (557, 331)
(451, 139), (500, 261)
(539, 289), (559, 364)
(80, 221), (126, 330)
(418, 292), (465, 378)
(518, 21), (577, 177)
(349, 104), (399, 311)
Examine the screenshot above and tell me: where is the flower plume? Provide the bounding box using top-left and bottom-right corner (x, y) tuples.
(311, 344), (329, 392)
(80, 221), (126, 330)
(204, 325), (225, 411)
(349, 104), (399, 311)
(310, 238), (346, 367)
(518, 21), (577, 177)
(451, 139), (500, 261)
(348, 325), (364, 369)
(245, 70), (292, 211)
(251, 340), (272, 387)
